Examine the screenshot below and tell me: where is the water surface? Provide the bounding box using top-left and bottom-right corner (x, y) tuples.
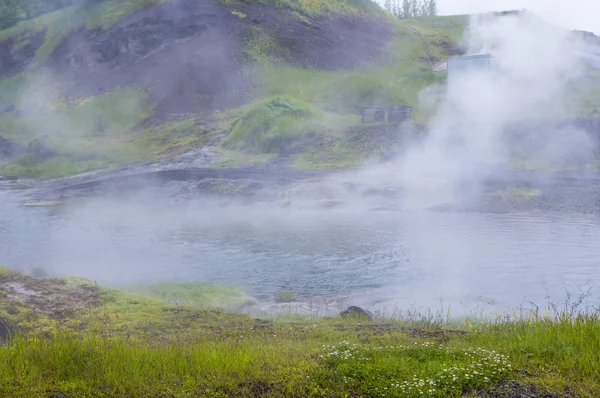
(1, 183), (599, 313)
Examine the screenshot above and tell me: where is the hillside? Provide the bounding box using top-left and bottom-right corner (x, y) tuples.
(1, 1), (599, 179)
(0, 0), (469, 178)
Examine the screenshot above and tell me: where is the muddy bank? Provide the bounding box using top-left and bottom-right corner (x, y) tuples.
(9, 162), (600, 214)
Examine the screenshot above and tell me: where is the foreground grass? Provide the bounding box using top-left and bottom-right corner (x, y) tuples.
(1, 266), (599, 397)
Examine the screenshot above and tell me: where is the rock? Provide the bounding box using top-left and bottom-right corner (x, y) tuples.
(0, 176), (19, 181)
(340, 306), (373, 320)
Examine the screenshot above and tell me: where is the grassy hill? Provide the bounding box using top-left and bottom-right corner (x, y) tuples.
(0, 0), (470, 178)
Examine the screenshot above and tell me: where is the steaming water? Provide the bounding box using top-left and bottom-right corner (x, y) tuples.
(1, 184), (599, 314)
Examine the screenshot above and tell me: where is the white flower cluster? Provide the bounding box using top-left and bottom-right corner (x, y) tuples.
(321, 342), (511, 397)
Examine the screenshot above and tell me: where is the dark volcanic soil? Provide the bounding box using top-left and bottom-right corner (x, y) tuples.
(0, 30), (46, 79)
(37, 0), (392, 120)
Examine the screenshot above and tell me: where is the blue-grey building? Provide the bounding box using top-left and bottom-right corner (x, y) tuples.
(447, 53), (493, 86)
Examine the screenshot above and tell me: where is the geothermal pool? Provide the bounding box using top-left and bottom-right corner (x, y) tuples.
(1, 182), (599, 314)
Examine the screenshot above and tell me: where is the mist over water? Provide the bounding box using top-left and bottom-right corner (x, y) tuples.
(2, 12), (600, 315)
(2, 185), (600, 314)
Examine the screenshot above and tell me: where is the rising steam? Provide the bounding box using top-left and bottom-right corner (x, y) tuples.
(397, 11), (592, 209)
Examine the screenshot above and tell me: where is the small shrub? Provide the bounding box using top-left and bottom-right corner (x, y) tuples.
(30, 266), (49, 279)
(275, 290), (296, 303)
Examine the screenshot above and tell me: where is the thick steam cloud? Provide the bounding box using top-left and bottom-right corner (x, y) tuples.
(397, 11), (592, 209)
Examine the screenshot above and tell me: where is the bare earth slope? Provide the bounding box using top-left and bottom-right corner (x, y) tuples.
(18, 0), (393, 119)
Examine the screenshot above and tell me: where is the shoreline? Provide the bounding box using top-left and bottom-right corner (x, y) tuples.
(1, 266), (598, 397)
(4, 163), (600, 215)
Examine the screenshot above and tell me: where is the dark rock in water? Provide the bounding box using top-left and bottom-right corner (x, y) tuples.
(340, 306), (373, 320)
(0, 175), (19, 181)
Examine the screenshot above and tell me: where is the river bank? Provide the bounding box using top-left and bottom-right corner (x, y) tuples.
(0, 266), (598, 397)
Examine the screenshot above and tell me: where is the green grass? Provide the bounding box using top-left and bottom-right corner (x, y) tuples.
(0, 8), (463, 177)
(0, 265), (20, 279)
(465, 318), (600, 396)
(1, 266), (600, 397)
(255, 62), (441, 116)
(221, 0), (383, 17)
(0, 86), (154, 178)
(1, 156), (107, 178)
(0, 86), (151, 144)
(0, 89), (211, 178)
(125, 281), (257, 309)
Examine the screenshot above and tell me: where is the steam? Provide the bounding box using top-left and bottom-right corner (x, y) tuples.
(397, 11), (592, 209)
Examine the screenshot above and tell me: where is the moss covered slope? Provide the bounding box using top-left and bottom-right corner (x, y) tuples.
(0, 0), (468, 177)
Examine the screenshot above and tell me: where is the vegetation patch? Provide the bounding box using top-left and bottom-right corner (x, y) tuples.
(244, 25), (287, 65)
(126, 281), (257, 309)
(0, 88), (225, 178)
(292, 126), (387, 169)
(130, 118), (211, 159)
(256, 64), (438, 116)
(499, 186), (542, 202)
(275, 290), (296, 303)
(221, 0), (383, 17)
(225, 95), (320, 153)
(322, 341), (511, 397)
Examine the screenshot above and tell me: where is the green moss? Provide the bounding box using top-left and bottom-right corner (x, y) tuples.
(225, 96), (319, 153)
(130, 118), (211, 159)
(244, 25), (285, 65)
(221, 0), (384, 16)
